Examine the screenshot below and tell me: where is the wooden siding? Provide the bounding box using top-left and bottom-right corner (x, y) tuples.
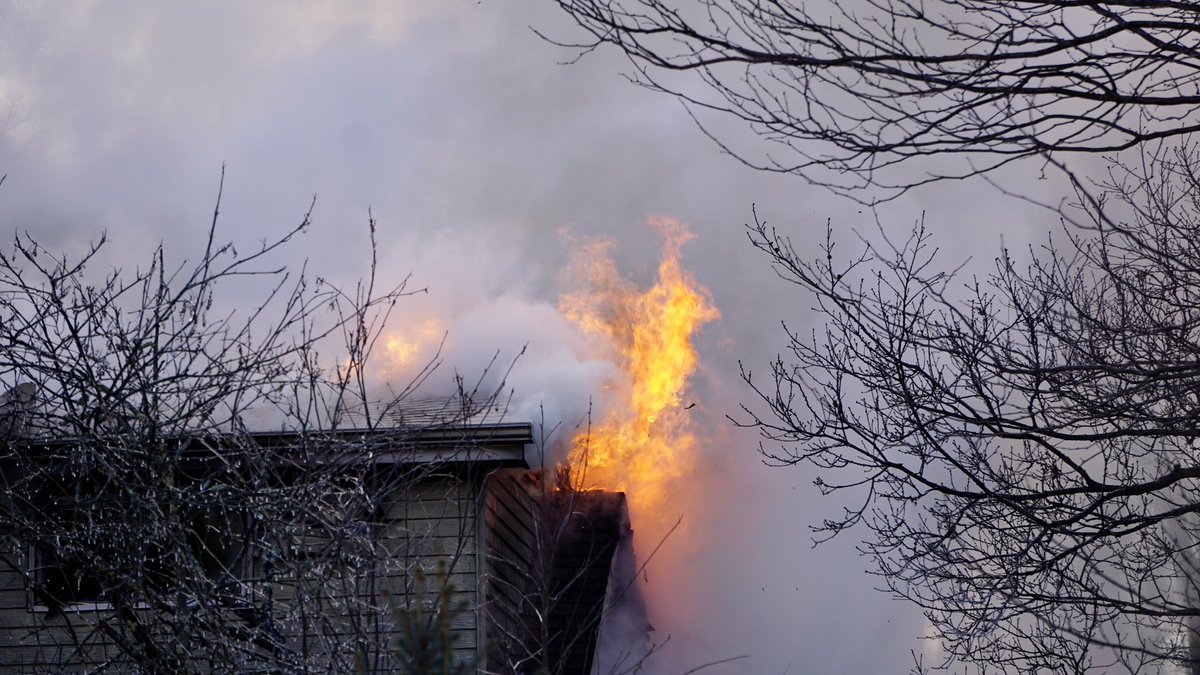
(483, 469), (539, 670)
(482, 470), (630, 675)
(0, 475), (491, 672)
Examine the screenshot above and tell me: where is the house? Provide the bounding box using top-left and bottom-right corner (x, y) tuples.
(0, 390), (646, 673)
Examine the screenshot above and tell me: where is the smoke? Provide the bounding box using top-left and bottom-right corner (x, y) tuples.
(0, 2), (1077, 673)
(341, 223), (624, 466)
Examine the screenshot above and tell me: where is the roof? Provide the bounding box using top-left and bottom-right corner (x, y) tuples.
(235, 394), (514, 433)
(0, 386), (532, 470)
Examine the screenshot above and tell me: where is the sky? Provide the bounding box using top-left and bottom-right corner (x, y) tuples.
(0, 2), (1084, 672)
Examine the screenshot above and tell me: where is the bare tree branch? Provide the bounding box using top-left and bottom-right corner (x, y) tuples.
(735, 143), (1200, 672)
(550, 0), (1200, 198)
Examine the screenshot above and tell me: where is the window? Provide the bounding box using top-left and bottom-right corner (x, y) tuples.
(28, 488), (123, 612)
(32, 544), (105, 610)
(28, 495), (256, 613)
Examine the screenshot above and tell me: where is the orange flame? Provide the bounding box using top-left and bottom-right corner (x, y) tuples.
(373, 317), (442, 382)
(561, 218), (719, 520)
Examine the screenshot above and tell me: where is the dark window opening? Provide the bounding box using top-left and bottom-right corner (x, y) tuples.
(29, 503), (256, 612)
(34, 546), (105, 608)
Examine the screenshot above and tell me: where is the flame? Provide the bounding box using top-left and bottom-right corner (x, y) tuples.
(373, 318), (442, 381)
(561, 218), (719, 520)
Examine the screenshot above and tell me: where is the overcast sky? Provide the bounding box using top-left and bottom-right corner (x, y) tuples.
(0, 2), (1087, 672)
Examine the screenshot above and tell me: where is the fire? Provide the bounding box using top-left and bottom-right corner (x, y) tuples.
(374, 317), (442, 381)
(561, 218), (719, 520)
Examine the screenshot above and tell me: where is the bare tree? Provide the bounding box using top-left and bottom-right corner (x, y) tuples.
(736, 142), (1200, 673)
(550, 0), (1200, 197)
(0, 175), (505, 673)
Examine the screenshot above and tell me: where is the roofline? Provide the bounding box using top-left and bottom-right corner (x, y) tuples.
(241, 421), (534, 445)
(244, 421), (533, 469)
(4, 421), (534, 470)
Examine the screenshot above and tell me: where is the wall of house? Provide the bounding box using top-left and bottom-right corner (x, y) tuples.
(378, 473), (485, 666)
(482, 469), (633, 675)
(0, 472), (491, 673)
(0, 547), (128, 671)
(484, 469), (540, 669)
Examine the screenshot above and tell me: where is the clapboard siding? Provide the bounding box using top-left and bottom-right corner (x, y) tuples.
(483, 469), (540, 670)
(0, 590), (27, 612)
(0, 474), (493, 672)
(482, 471), (630, 675)
(0, 414), (535, 673)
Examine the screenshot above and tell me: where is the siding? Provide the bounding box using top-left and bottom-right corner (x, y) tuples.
(377, 474), (483, 668)
(483, 469), (539, 670)
(0, 474), (490, 673)
(0, 543), (132, 671)
(482, 470), (629, 675)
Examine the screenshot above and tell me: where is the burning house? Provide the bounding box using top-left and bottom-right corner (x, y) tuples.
(0, 389), (647, 674)
(0, 214), (712, 673)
